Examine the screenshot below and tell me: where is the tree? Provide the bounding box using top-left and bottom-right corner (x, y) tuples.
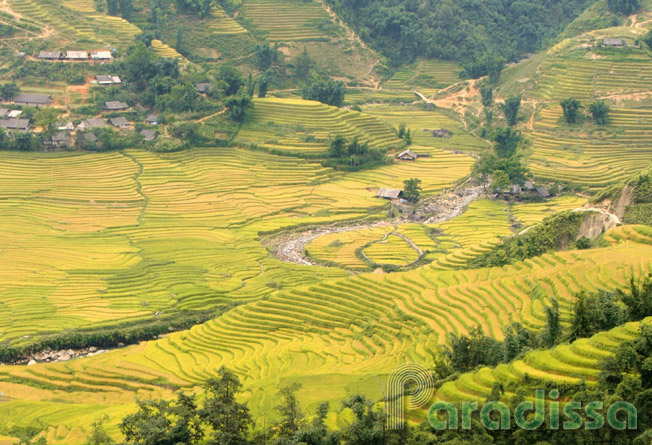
(480, 86), (493, 107)
(216, 65), (244, 96)
(341, 395), (384, 445)
(589, 100), (610, 125)
(200, 367), (253, 445)
(275, 383), (304, 438)
(607, 0), (640, 14)
(643, 30), (652, 48)
(403, 177), (422, 203)
(0, 82), (19, 101)
(255, 43), (277, 71)
(164, 83), (200, 112)
(119, 0), (133, 19)
(294, 47), (312, 81)
(35, 108), (60, 147)
(120, 392), (204, 445)
(106, 0), (119, 15)
(560, 97), (581, 124)
(176, 28), (186, 55)
(492, 127), (522, 158)
(542, 298), (560, 347)
(257, 71), (271, 98)
(501, 95), (521, 126)
(301, 80), (345, 107)
(85, 416), (115, 445)
(328, 135), (347, 158)
(192, 0), (213, 19)
(13, 130), (36, 151)
(224, 92), (253, 122)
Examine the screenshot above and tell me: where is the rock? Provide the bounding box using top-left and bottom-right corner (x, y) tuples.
(27, 360), (36, 366)
(88, 346), (97, 352)
(58, 355), (70, 361)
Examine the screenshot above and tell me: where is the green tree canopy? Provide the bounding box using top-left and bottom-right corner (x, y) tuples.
(560, 97), (582, 124)
(403, 177), (422, 203)
(589, 100), (610, 125)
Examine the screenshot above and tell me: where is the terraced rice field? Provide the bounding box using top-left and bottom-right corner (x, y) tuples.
(534, 55), (652, 100)
(511, 195), (588, 227)
(2, 225), (652, 442)
(11, 0), (141, 47)
(528, 105), (652, 188)
(151, 39), (185, 61)
(242, 0), (333, 41)
(436, 316), (652, 403)
(362, 105), (489, 153)
(238, 98), (403, 153)
(202, 6), (248, 35)
(384, 59), (462, 93)
(362, 233), (420, 266)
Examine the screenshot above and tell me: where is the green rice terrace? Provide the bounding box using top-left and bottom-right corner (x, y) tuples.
(2, 0), (652, 443)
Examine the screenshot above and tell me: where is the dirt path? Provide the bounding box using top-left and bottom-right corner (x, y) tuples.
(268, 181), (486, 266)
(197, 108), (226, 123)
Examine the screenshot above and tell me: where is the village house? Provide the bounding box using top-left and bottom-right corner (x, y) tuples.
(432, 129), (452, 138)
(103, 101), (129, 111)
(95, 75), (122, 86)
(12, 93), (52, 107)
(8, 110), (23, 118)
(58, 122), (74, 131)
(38, 51), (62, 60)
(46, 132), (71, 148)
(78, 118), (107, 130)
(603, 38), (625, 48)
(90, 51), (113, 61)
(141, 129), (158, 141)
(64, 51), (89, 61)
(109, 117), (130, 129)
(194, 83), (213, 94)
(83, 132), (98, 143)
(0, 118), (30, 131)
(145, 114), (159, 125)
(377, 188), (403, 200)
(396, 149), (418, 161)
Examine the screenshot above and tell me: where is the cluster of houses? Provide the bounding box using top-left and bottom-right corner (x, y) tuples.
(497, 181), (552, 200)
(38, 50), (113, 61)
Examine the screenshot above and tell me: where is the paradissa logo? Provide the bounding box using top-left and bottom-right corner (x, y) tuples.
(428, 389), (637, 431)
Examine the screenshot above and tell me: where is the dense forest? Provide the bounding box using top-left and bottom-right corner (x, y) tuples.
(324, 0), (598, 67)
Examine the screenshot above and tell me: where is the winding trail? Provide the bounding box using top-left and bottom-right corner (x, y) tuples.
(268, 182), (486, 266)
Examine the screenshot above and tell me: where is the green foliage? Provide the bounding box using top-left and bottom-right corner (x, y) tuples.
(224, 92), (253, 122)
(542, 298), (561, 347)
(200, 367), (253, 445)
(275, 383), (304, 438)
(589, 100), (610, 125)
(570, 290), (627, 340)
(462, 54), (505, 83)
(469, 211), (588, 268)
(34, 108), (61, 146)
(328, 135), (347, 158)
(326, 0), (592, 66)
(403, 177), (422, 203)
(0, 82), (19, 101)
(85, 416), (115, 445)
(492, 127), (522, 158)
(216, 64), (245, 97)
(560, 97), (582, 124)
(302, 79), (346, 107)
(255, 43), (278, 71)
(606, 0), (640, 14)
(444, 326), (504, 373)
(294, 47), (313, 82)
(643, 30), (652, 49)
(480, 86), (493, 107)
(473, 152), (528, 189)
(501, 95), (522, 126)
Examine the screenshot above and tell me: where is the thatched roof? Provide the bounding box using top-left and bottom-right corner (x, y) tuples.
(377, 188), (402, 199)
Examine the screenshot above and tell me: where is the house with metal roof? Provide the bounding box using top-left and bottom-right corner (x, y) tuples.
(397, 149), (418, 161)
(145, 114), (159, 125)
(103, 101), (129, 111)
(109, 117), (130, 129)
(0, 118), (30, 130)
(377, 188), (403, 200)
(12, 93), (52, 107)
(65, 51), (89, 60)
(38, 51), (62, 60)
(78, 118), (107, 129)
(603, 38), (625, 47)
(95, 75), (122, 85)
(90, 51), (113, 60)
(141, 129), (158, 141)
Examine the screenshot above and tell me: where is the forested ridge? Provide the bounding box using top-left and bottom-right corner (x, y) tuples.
(325, 0), (598, 66)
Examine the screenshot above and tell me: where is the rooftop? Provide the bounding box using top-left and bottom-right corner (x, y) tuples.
(109, 117), (130, 127)
(13, 93), (52, 105)
(377, 188), (402, 199)
(103, 101), (129, 110)
(0, 118), (30, 130)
